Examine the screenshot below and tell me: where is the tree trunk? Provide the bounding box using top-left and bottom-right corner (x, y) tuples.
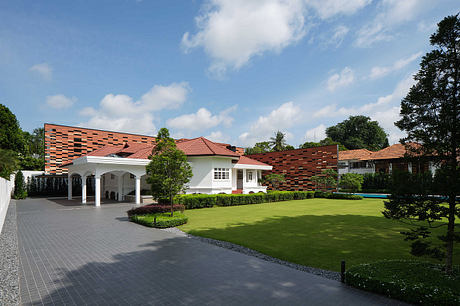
(170, 194), (174, 217)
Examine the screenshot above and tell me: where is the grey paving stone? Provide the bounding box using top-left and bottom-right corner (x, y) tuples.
(16, 198), (406, 305)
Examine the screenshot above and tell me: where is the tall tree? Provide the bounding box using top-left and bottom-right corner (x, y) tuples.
(300, 137), (348, 151)
(146, 128), (193, 216)
(383, 15), (460, 274)
(326, 116), (389, 151)
(0, 149), (18, 180)
(245, 141), (272, 154)
(269, 131), (287, 152)
(0, 104), (24, 152)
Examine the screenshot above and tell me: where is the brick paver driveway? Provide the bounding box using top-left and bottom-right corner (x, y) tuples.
(16, 198), (403, 305)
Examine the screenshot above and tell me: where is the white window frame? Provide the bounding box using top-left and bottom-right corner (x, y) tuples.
(214, 168), (230, 180)
(246, 171), (253, 182)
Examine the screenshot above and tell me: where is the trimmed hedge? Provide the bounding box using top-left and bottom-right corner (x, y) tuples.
(345, 260), (460, 305)
(127, 204), (185, 217)
(130, 212), (188, 228)
(314, 191), (363, 200)
(175, 194), (217, 209)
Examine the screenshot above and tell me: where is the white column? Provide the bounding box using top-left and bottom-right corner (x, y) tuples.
(135, 175), (141, 205)
(81, 175), (87, 204)
(67, 173), (72, 200)
(95, 175), (101, 207)
(117, 174), (123, 202)
(408, 162), (412, 173)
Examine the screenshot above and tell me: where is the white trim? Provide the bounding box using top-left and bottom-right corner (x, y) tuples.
(233, 163), (272, 170)
(73, 156), (150, 166)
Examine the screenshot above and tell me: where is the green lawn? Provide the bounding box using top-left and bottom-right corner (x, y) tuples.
(178, 198), (460, 272)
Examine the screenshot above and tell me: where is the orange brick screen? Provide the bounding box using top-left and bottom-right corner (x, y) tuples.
(246, 145), (338, 191)
(44, 124), (156, 175)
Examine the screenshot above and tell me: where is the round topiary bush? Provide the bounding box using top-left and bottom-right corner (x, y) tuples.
(345, 260), (460, 305)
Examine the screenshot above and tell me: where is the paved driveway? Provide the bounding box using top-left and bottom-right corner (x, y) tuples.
(16, 198), (402, 305)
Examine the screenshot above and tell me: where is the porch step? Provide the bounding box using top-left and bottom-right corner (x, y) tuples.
(232, 189), (243, 194)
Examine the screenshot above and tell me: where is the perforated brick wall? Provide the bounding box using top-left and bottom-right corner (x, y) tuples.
(246, 145), (338, 191)
(44, 124), (156, 175)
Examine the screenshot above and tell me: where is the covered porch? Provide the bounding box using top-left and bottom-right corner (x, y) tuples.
(66, 156), (150, 206)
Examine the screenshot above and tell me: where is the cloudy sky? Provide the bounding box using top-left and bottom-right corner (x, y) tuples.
(1, 1), (458, 147)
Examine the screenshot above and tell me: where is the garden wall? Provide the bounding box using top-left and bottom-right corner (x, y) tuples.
(246, 145), (338, 191)
(0, 175), (14, 233)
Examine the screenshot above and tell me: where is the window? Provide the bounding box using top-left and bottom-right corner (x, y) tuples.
(246, 171), (253, 182)
(110, 174), (115, 180)
(214, 168), (229, 180)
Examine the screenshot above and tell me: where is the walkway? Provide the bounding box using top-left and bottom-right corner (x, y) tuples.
(16, 198), (403, 305)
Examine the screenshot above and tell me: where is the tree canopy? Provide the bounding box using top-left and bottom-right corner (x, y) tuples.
(326, 115), (389, 151)
(299, 137), (348, 151)
(0, 104), (24, 153)
(269, 131), (287, 152)
(383, 14), (460, 274)
(245, 141), (271, 154)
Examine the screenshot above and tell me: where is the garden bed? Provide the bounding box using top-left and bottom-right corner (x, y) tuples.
(129, 212), (188, 228)
(345, 260), (460, 305)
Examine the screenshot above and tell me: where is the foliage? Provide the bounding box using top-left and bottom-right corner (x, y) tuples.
(345, 260), (460, 305)
(146, 128), (193, 216)
(384, 15), (460, 274)
(179, 198), (460, 272)
(26, 176), (77, 196)
(127, 204), (185, 217)
(339, 173), (364, 193)
(299, 137), (348, 151)
(0, 104), (25, 153)
(245, 141), (272, 154)
(314, 191), (363, 200)
(130, 212), (188, 228)
(0, 149), (18, 180)
(311, 169), (338, 191)
(175, 194), (217, 209)
(269, 131), (287, 152)
(19, 155), (44, 171)
(13, 170), (27, 199)
(263, 173), (286, 190)
(326, 115), (389, 151)
(362, 172), (391, 192)
(22, 128), (44, 158)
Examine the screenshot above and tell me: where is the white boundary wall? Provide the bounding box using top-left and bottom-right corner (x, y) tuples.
(0, 175), (14, 233)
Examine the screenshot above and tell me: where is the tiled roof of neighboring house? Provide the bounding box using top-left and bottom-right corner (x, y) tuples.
(362, 143), (422, 161)
(236, 155), (270, 166)
(338, 149), (373, 161)
(176, 137), (240, 157)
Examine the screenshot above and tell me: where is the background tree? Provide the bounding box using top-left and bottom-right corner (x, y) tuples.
(311, 169), (338, 191)
(263, 173), (285, 190)
(326, 115), (389, 151)
(146, 128), (193, 216)
(0, 104), (24, 153)
(13, 170), (27, 199)
(245, 141), (272, 154)
(0, 149), (18, 180)
(383, 15), (460, 274)
(339, 173), (364, 193)
(300, 137), (348, 151)
(269, 131), (287, 152)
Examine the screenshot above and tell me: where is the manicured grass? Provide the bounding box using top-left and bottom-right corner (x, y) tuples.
(178, 198), (460, 272)
(130, 212), (188, 228)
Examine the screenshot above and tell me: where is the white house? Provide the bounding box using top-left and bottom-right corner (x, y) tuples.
(63, 137), (272, 206)
(338, 149), (374, 176)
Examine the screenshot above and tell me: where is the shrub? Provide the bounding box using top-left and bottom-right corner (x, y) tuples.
(345, 260), (460, 305)
(174, 194), (217, 209)
(127, 204), (185, 217)
(339, 173), (364, 193)
(13, 170), (27, 199)
(362, 173), (391, 191)
(328, 193), (363, 200)
(314, 191), (331, 198)
(130, 212), (188, 228)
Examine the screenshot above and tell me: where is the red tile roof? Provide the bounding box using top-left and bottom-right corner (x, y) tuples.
(236, 155), (270, 166)
(362, 143), (421, 160)
(176, 137), (240, 157)
(339, 149), (373, 161)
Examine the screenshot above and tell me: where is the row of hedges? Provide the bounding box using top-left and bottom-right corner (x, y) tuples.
(314, 191), (363, 200)
(130, 212), (188, 228)
(127, 204), (185, 217)
(345, 260), (460, 305)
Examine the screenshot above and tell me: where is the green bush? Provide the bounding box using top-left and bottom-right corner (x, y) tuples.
(13, 170), (27, 199)
(345, 260), (460, 305)
(175, 194), (217, 209)
(328, 193), (363, 200)
(130, 212), (188, 228)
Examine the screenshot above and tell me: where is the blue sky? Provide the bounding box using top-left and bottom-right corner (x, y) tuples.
(1, 0), (458, 148)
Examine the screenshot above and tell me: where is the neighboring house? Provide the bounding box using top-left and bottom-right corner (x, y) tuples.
(338, 143), (437, 176)
(63, 137), (272, 206)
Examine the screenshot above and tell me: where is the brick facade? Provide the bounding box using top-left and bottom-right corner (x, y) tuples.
(44, 124), (156, 175)
(246, 145), (338, 191)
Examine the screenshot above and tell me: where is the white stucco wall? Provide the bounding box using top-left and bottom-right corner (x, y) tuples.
(0, 175), (14, 233)
(187, 156), (234, 194)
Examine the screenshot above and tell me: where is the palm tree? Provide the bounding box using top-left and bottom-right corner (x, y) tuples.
(269, 131), (287, 152)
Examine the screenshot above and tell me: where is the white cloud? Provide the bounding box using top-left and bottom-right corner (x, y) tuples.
(30, 63), (52, 80)
(239, 101), (301, 146)
(79, 82), (190, 135)
(327, 67), (354, 91)
(306, 0), (371, 19)
(182, 0), (308, 76)
(206, 131), (230, 143)
(46, 94), (76, 109)
(355, 0), (431, 47)
(330, 25), (349, 47)
(370, 52), (421, 79)
(167, 106), (236, 132)
(304, 124), (327, 142)
(314, 74), (416, 144)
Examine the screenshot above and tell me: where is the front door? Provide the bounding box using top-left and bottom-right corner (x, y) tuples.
(237, 169), (243, 189)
